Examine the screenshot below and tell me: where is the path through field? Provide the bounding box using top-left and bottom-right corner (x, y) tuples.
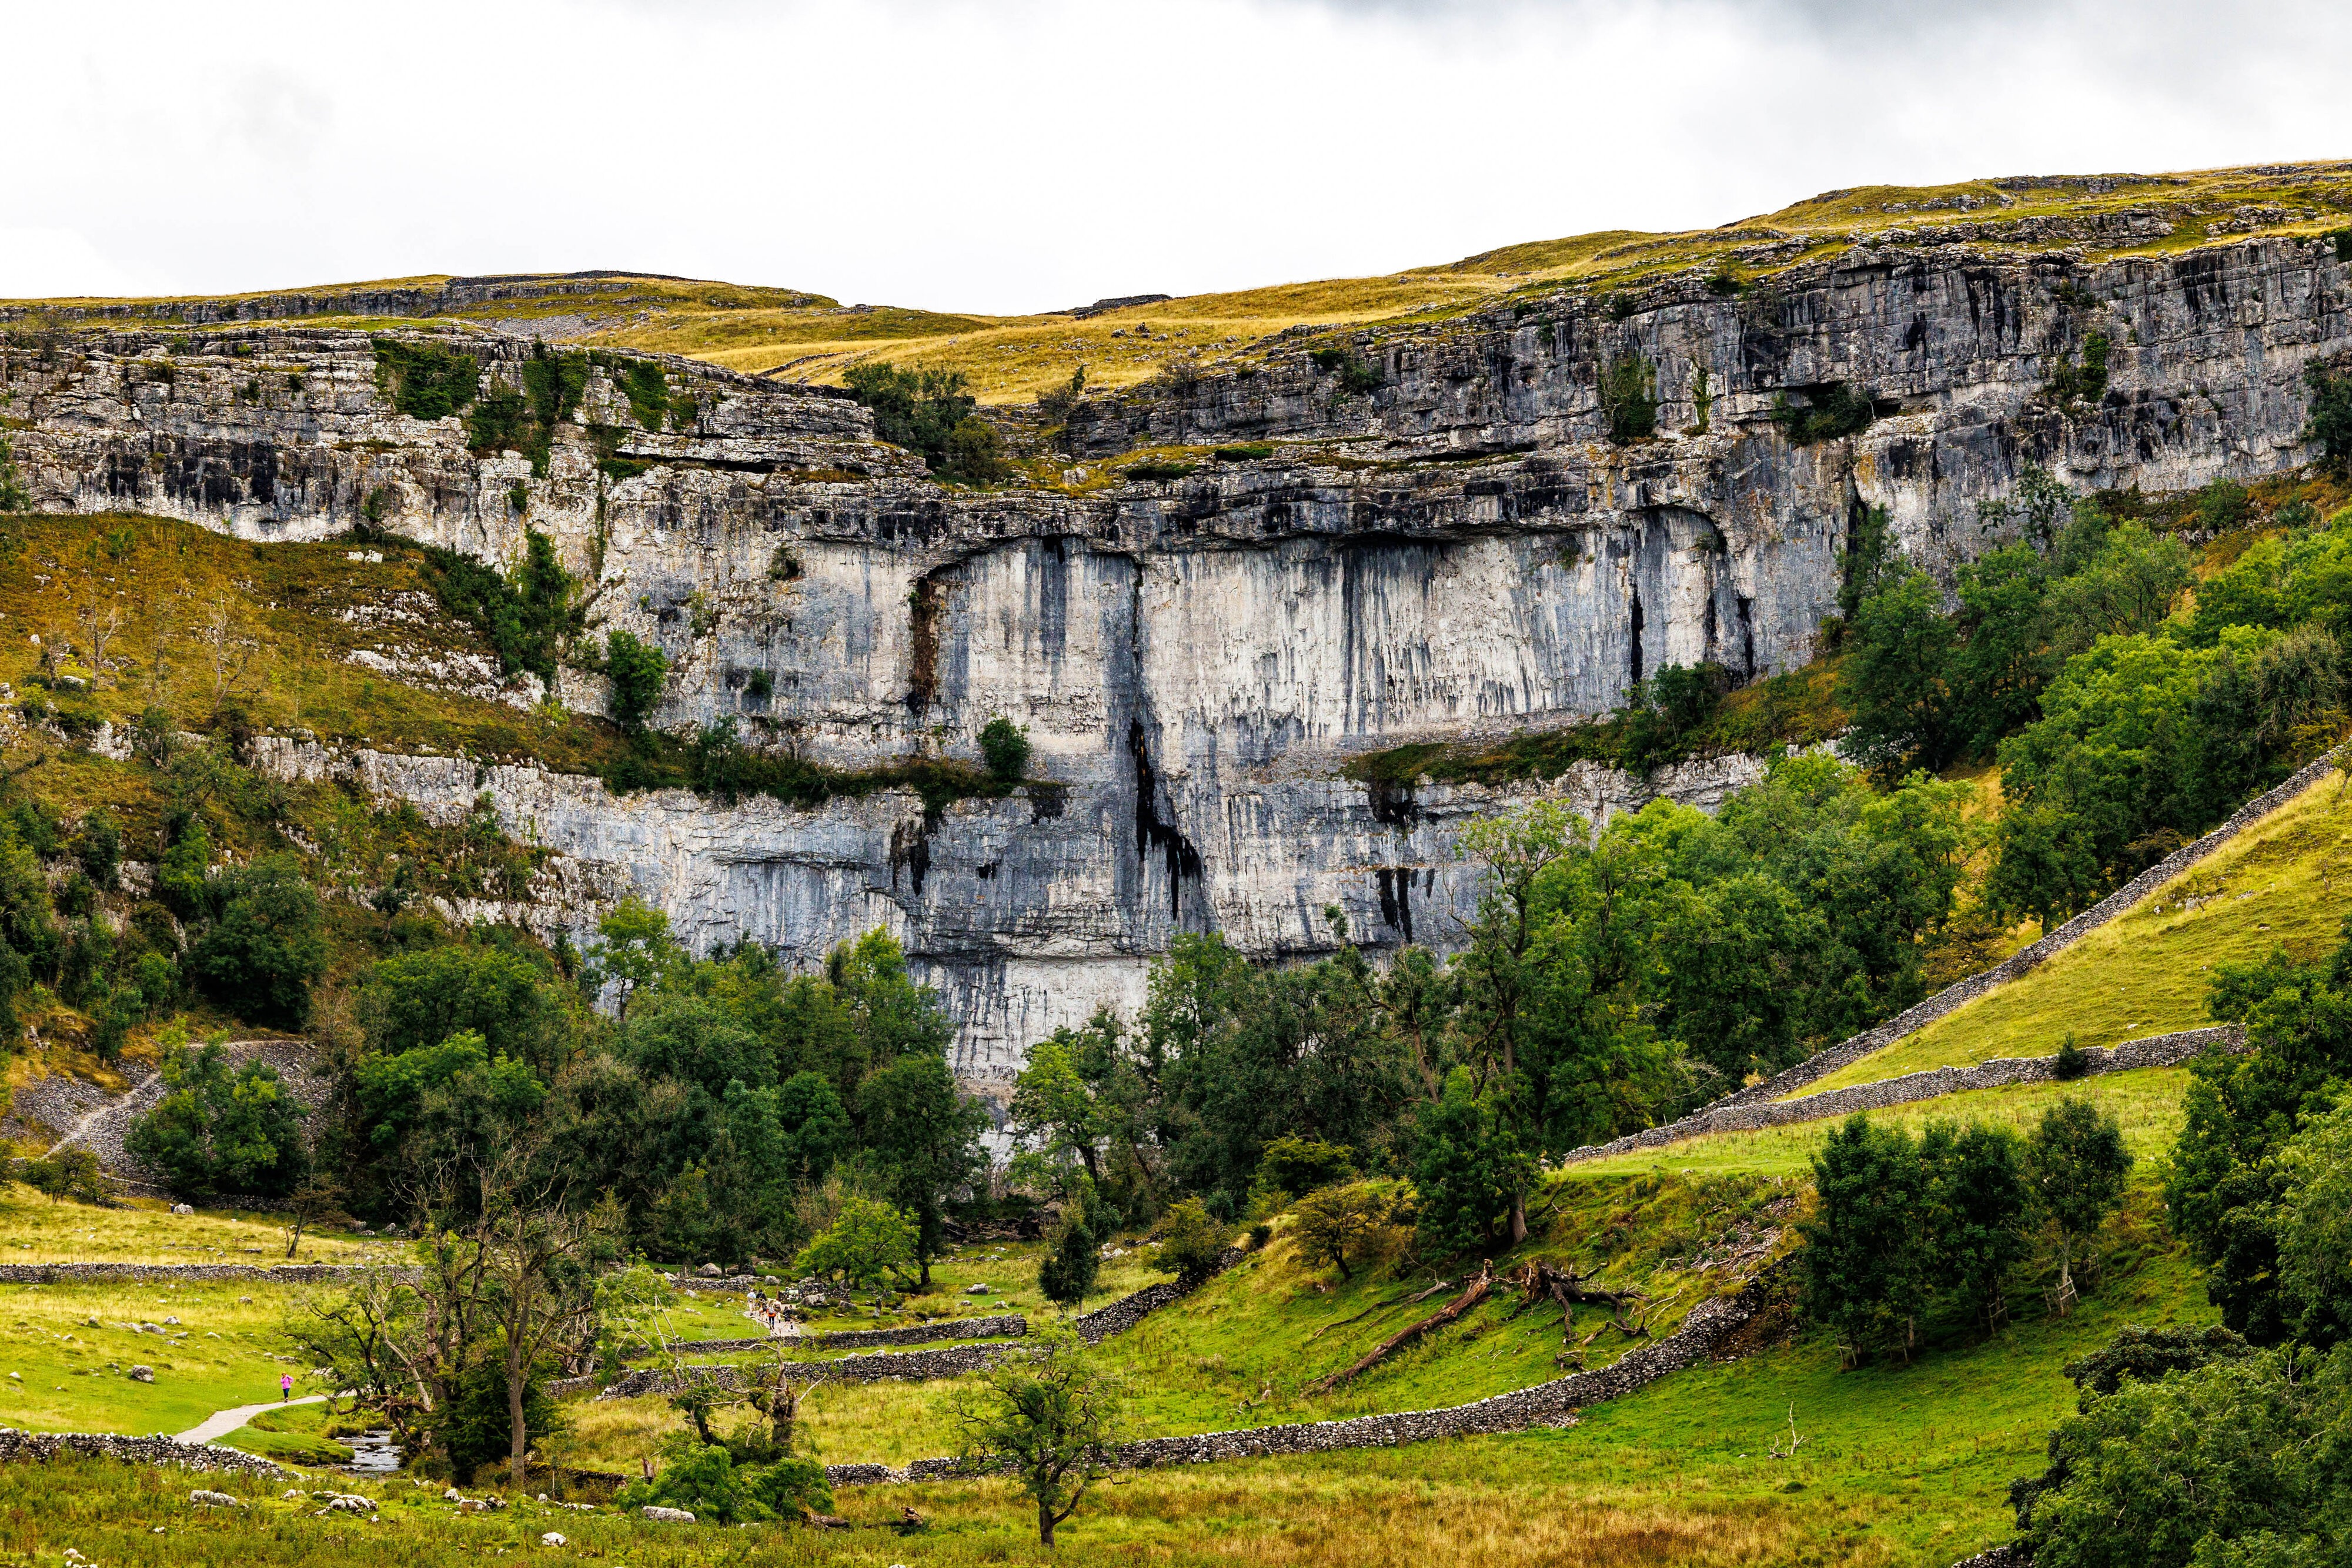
(177, 1393), (326, 1445)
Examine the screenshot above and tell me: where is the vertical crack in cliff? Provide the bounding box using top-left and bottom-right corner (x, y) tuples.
(1375, 868), (1415, 942)
(1628, 578), (1645, 688)
(906, 571), (944, 713)
(1128, 717), (1203, 921)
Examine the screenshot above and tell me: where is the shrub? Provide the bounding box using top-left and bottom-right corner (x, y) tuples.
(1153, 1198), (1227, 1286)
(1212, 444), (1274, 462)
(1599, 353), (1658, 443)
(843, 362), (981, 473)
(1038, 1199), (1101, 1309)
(616, 1439), (830, 1523)
(0, 436), (28, 513)
(744, 669), (773, 700)
(1253, 1135), (1356, 1202)
(1124, 460), (1196, 482)
(1772, 380), (1878, 444)
(421, 529), (579, 684)
(372, 338), (480, 420)
(1246, 1222), (1272, 1250)
(2053, 1033), (2090, 1080)
(16, 1148), (115, 1205)
(604, 631), (669, 730)
(979, 717), (1031, 784)
(2193, 478), (2251, 533)
(2044, 332), (2112, 405)
(941, 417), (1009, 484)
(1290, 1181), (1394, 1281)
(766, 545), (802, 583)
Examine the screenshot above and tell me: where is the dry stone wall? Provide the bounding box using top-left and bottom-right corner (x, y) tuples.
(1559, 754), (2336, 1166)
(1563, 1027), (2242, 1163)
(660, 1314), (1028, 1356)
(828, 1260), (1788, 1486)
(0, 1262), (418, 1286)
(0, 1429), (290, 1482)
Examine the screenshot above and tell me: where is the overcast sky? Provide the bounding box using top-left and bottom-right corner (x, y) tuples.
(5, 0), (2346, 313)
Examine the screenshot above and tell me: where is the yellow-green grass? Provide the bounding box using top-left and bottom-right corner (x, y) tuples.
(0, 513), (632, 780)
(0, 1183), (375, 1266)
(640, 1237), (1170, 1358)
(15, 163), (2347, 411)
(1567, 1066), (2191, 1181)
(216, 1398), (356, 1465)
(577, 1175), (1765, 1473)
(0, 1279), (309, 1435)
(12, 1209), (2211, 1568)
(1800, 771), (2352, 1098)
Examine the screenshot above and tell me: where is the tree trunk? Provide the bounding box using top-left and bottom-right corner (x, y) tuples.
(1039, 1497), (1055, 1547)
(284, 1215), (305, 1261)
(507, 1350), (529, 1489)
(1508, 1189), (1528, 1246)
(1308, 1263), (1493, 1392)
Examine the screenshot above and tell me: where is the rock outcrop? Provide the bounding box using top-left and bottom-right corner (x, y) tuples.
(6, 232), (2346, 1079)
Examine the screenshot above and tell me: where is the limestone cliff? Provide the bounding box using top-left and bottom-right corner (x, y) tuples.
(4, 232), (2344, 1082)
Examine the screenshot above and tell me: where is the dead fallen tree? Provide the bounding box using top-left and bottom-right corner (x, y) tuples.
(1506, 1260), (1653, 1359)
(1305, 1263), (1495, 1393)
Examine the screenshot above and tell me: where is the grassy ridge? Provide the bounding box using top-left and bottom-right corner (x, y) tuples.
(1802, 770), (2352, 1096)
(12, 162), (2347, 404)
(1568, 1066), (2191, 1180)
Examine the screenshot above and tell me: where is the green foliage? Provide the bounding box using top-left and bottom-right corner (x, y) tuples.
(466, 346), (589, 477)
(793, 1195), (917, 1290)
(0, 434), (29, 513)
(1153, 1196), (1229, 1286)
(2304, 364), (2352, 476)
(1598, 353), (1658, 443)
(372, 337), (480, 420)
(1212, 443), (1275, 462)
(125, 1041), (309, 1200)
(356, 942), (572, 1074)
(1800, 1114), (1938, 1362)
(1289, 1181), (1393, 1281)
(843, 361), (1005, 479)
(2014, 1343), (2352, 1568)
(420, 529), (580, 684)
(1617, 662), (1733, 775)
(2166, 924), (2352, 1343)
(943, 417), (1010, 484)
(188, 852), (327, 1027)
(979, 716), (1031, 783)
(1410, 1066), (1524, 1259)
(1124, 459), (1198, 481)
(1771, 381), (1878, 444)
(2044, 333), (2113, 406)
(951, 1323), (1122, 1547)
(604, 630), (668, 729)
(1254, 1135), (1358, 1202)
(1038, 1180), (1103, 1308)
(861, 1045), (988, 1282)
(1802, 1111), (2043, 1359)
(14, 1146), (115, 1205)
(442, 1353), (564, 1485)
(2026, 1096), (2134, 1310)
(2054, 1033), (2092, 1080)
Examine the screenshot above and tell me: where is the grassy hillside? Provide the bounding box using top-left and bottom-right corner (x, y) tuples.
(1799, 768), (2352, 1098)
(9, 162), (2349, 403)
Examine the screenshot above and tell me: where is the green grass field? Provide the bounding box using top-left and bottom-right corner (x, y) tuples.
(0, 1278), (308, 1436)
(1802, 771), (2352, 1096)
(1570, 1066), (2191, 1181)
(0, 1182), (377, 1268)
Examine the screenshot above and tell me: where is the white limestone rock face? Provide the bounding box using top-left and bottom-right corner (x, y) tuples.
(18, 234), (2352, 1081)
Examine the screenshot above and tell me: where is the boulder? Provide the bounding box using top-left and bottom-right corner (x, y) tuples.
(188, 1489), (242, 1507)
(540, 1532), (566, 1547)
(640, 1505), (696, 1522)
(128, 1365), (155, 1383)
